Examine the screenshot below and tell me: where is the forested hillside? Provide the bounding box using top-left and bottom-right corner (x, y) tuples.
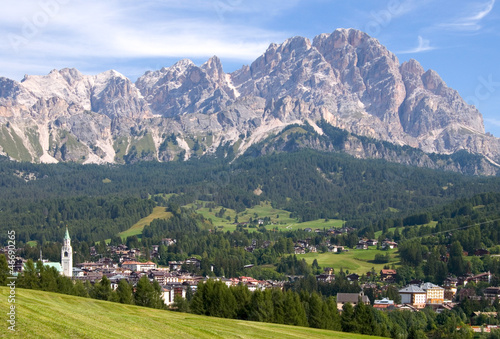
(1, 150), (500, 246)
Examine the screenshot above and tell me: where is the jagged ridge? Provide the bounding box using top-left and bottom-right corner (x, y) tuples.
(0, 28), (498, 174)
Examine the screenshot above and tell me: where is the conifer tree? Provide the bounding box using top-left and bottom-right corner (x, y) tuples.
(232, 284), (251, 320)
(341, 302), (355, 332)
(354, 298), (375, 334)
(308, 292), (323, 328)
(190, 282), (206, 315)
(0, 254), (10, 285)
(271, 288), (285, 324)
(92, 276), (112, 301)
(134, 275), (155, 307)
(72, 280), (89, 298)
(116, 279), (133, 304)
(326, 296), (341, 331)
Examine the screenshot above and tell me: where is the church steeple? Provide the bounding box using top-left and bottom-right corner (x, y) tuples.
(61, 226), (73, 278)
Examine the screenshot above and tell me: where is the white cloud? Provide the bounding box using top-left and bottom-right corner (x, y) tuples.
(439, 0), (495, 31)
(0, 0), (293, 79)
(485, 117), (500, 127)
(398, 36), (435, 54)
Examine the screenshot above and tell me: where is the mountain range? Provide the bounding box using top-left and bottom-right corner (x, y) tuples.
(0, 28), (498, 174)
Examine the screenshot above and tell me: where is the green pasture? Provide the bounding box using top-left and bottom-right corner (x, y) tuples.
(117, 206), (173, 240)
(297, 248), (399, 275)
(187, 201), (344, 233)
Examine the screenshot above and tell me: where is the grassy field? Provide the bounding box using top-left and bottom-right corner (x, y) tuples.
(0, 288), (381, 339)
(187, 201), (344, 232)
(297, 248), (399, 275)
(117, 206), (173, 240)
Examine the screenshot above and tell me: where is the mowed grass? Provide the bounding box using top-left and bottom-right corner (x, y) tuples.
(297, 248), (399, 274)
(187, 201), (344, 232)
(0, 288), (381, 339)
(118, 206), (172, 240)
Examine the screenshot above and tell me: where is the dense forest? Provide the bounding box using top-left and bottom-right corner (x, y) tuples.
(1, 148), (500, 245)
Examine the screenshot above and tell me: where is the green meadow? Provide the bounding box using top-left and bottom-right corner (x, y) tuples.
(117, 206), (172, 240)
(297, 248), (399, 275)
(0, 288), (381, 339)
(186, 201), (344, 232)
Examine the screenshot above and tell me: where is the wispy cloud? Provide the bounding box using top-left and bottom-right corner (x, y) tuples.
(398, 36), (435, 54)
(0, 0), (294, 79)
(439, 0), (495, 31)
(485, 117), (500, 127)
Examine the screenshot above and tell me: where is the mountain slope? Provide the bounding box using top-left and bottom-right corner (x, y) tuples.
(0, 28), (498, 174)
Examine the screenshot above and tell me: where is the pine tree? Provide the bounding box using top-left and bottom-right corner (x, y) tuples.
(72, 280), (89, 298)
(19, 259), (39, 289)
(232, 284), (251, 320)
(271, 288), (285, 324)
(326, 296), (341, 331)
(134, 275), (155, 307)
(249, 289), (273, 322)
(448, 241), (466, 276)
(0, 254), (10, 285)
(190, 282), (206, 315)
(92, 276), (112, 301)
(341, 302), (355, 332)
(152, 280), (164, 309)
(354, 298), (375, 334)
(116, 279), (133, 304)
(308, 292), (324, 328)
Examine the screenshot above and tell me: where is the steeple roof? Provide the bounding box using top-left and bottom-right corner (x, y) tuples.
(64, 227), (70, 240)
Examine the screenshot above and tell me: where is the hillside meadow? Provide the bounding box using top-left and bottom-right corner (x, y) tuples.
(0, 287), (382, 338)
(297, 248), (399, 275)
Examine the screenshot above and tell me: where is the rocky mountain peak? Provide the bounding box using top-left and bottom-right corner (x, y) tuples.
(421, 69), (447, 95)
(0, 28), (497, 173)
(400, 59), (425, 76)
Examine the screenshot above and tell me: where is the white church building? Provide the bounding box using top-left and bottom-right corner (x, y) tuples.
(61, 227), (73, 277)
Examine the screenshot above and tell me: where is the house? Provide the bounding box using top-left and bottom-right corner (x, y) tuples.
(304, 228), (312, 232)
(356, 242), (368, 250)
(122, 261), (157, 272)
(380, 269), (397, 282)
(324, 267), (334, 275)
(458, 288), (476, 301)
(72, 267), (85, 277)
(329, 245), (344, 253)
(374, 298), (394, 309)
(399, 285), (426, 308)
(168, 261), (184, 271)
(149, 271), (179, 285)
(161, 286), (175, 306)
(420, 282), (444, 305)
(336, 292), (370, 310)
(470, 271), (492, 284)
(294, 247), (306, 254)
(367, 239), (378, 246)
(475, 249), (490, 256)
(317, 274), (335, 283)
(347, 273), (359, 282)
(185, 257), (201, 269)
(382, 241), (398, 250)
(483, 287), (500, 300)
(161, 238), (176, 246)
(443, 277), (458, 300)
(108, 274), (128, 290)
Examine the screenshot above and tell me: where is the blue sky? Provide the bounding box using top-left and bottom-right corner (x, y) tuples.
(1, 0), (499, 136)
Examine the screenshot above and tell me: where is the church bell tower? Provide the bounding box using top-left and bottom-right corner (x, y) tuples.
(61, 227), (73, 278)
